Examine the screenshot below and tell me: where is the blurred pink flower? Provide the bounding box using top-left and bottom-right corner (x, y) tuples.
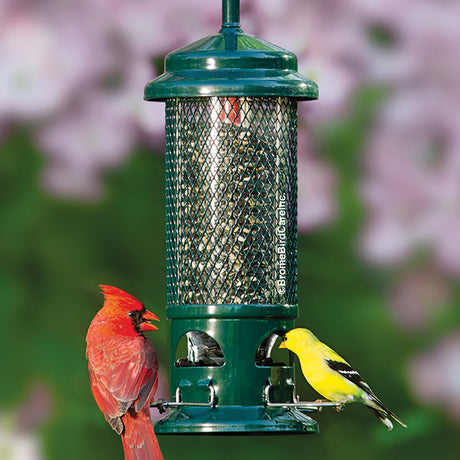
(409, 333), (460, 420)
(4, 0), (459, 269)
(16, 382), (54, 432)
(0, 382), (53, 460)
(435, 216), (460, 276)
(0, 419), (44, 460)
(297, 130), (337, 231)
(389, 267), (450, 332)
(249, 0), (367, 122)
(125, 60), (165, 141)
(0, 3), (112, 121)
(96, 0), (218, 58)
(360, 93), (460, 274)
(0, 13), (78, 119)
(359, 1), (460, 277)
(0, 0), (346, 210)
(38, 92), (136, 200)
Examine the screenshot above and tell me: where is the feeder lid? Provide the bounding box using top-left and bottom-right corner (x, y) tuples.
(145, 24), (318, 101)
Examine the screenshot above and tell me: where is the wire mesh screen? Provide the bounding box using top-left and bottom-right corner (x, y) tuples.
(165, 97), (297, 306)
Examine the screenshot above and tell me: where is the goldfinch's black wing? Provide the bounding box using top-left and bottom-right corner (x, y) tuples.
(326, 359), (407, 429)
(325, 359), (373, 394)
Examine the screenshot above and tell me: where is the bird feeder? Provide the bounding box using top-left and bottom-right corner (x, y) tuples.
(145, 0), (320, 433)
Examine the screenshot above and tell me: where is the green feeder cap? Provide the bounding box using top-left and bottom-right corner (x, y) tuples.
(144, 0), (318, 101)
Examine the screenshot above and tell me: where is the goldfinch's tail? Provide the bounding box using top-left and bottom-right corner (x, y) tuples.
(368, 407), (394, 431)
(364, 394), (407, 430)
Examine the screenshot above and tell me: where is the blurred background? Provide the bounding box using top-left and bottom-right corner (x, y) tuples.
(1, 0), (460, 458)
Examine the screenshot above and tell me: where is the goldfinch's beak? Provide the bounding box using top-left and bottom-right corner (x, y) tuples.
(279, 337), (287, 349)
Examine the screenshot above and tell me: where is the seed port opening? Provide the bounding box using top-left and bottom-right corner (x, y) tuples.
(175, 331), (225, 367)
(255, 331), (293, 367)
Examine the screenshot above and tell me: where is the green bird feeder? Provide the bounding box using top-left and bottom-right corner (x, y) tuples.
(145, 0), (321, 434)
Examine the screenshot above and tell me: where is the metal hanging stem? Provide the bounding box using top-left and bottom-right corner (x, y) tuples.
(222, 0), (240, 28)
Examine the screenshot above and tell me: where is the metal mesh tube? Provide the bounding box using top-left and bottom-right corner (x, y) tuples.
(165, 96), (297, 307)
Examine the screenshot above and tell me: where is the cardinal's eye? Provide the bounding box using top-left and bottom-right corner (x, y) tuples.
(128, 311), (135, 317)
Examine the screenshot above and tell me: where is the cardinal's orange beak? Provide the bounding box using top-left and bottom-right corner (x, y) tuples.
(140, 309), (160, 331)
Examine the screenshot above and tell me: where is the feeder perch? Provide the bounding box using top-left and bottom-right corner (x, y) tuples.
(145, 0), (320, 434)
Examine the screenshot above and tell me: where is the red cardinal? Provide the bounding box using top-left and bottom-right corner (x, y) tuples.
(86, 285), (163, 460)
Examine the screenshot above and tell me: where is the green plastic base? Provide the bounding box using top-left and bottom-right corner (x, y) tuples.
(157, 305), (315, 434)
(155, 406), (318, 434)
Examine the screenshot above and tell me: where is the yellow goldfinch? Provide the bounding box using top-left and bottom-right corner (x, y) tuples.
(280, 328), (407, 430)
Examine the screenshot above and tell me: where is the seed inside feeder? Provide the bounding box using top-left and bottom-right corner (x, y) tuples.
(166, 96), (297, 312)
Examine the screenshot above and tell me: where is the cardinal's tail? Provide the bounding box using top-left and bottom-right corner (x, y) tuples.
(121, 407), (163, 460)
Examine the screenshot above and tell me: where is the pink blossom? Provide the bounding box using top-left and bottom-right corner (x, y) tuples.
(248, 0), (367, 122)
(435, 216), (460, 276)
(409, 333), (460, 420)
(122, 60), (165, 141)
(297, 130), (337, 231)
(0, 382), (53, 460)
(0, 0), (345, 209)
(360, 91), (460, 274)
(358, 0), (460, 275)
(0, 4), (111, 121)
(0, 13), (77, 119)
(90, 0), (218, 58)
(38, 92), (136, 200)
(0, 418), (44, 460)
(389, 267), (450, 332)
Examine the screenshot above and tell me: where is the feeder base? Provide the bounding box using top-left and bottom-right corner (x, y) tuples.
(155, 405), (318, 434)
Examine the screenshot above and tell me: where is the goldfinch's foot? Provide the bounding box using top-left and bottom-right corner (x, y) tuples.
(313, 399), (331, 411)
(333, 400), (350, 412)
